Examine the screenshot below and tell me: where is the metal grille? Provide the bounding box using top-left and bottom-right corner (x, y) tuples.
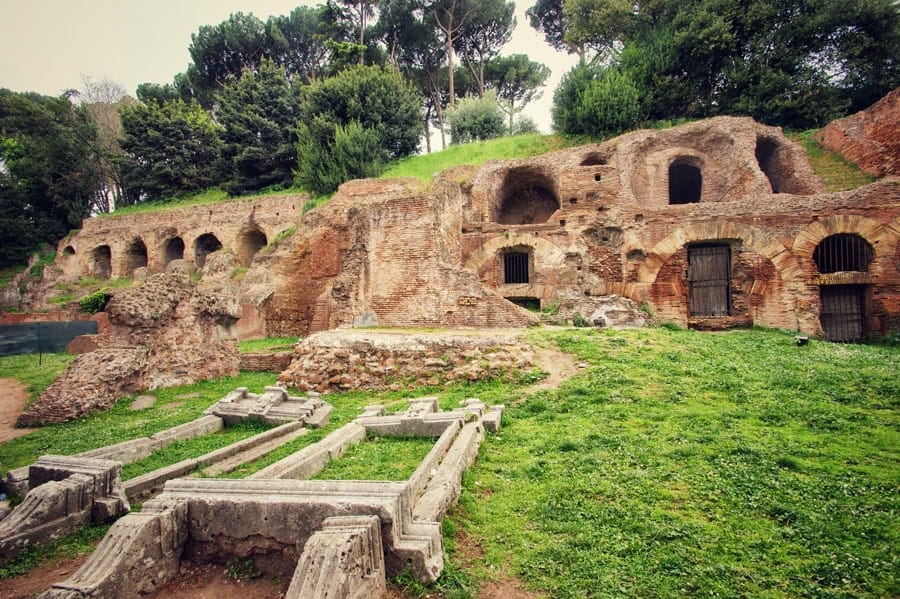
(820, 285), (865, 342)
(688, 245), (731, 316)
(504, 252), (529, 284)
(813, 234), (873, 273)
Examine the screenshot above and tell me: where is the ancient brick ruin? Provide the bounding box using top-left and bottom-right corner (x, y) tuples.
(48, 114), (899, 344)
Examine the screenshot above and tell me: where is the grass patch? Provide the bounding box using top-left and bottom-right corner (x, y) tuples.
(0, 264), (25, 289)
(312, 434), (437, 481)
(237, 336), (298, 353)
(0, 522), (110, 579)
(99, 186), (306, 218)
(0, 371), (276, 475)
(121, 420), (273, 480)
(450, 327), (899, 598)
(1, 328), (896, 597)
(381, 134), (574, 183)
(0, 353), (75, 406)
(792, 130), (876, 192)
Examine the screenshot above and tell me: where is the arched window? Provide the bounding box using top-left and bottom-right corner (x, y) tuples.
(813, 234), (873, 273)
(669, 160), (702, 204)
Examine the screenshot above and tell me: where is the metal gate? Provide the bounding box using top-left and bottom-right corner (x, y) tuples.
(820, 285), (865, 342)
(504, 252), (529, 284)
(688, 245), (731, 316)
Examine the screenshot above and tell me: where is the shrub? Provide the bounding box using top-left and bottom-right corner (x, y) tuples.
(447, 92), (506, 144)
(78, 289), (110, 314)
(553, 64), (641, 138)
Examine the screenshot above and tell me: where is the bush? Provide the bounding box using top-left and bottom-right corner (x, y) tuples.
(78, 289), (110, 314)
(296, 120), (386, 195)
(447, 92), (506, 144)
(553, 63), (641, 138)
(512, 115), (540, 135)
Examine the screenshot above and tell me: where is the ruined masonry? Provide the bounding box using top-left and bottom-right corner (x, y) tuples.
(1, 387), (331, 566)
(49, 114), (899, 349)
(34, 395), (502, 599)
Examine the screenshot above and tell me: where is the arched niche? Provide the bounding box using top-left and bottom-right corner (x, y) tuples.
(125, 238), (148, 273)
(237, 227), (268, 267)
(494, 167), (560, 225)
(62, 246), (75, 256)
(195, 233), (223, 268)
(92, 245), (112, 279)
(669, 158), (703, 204)
(163, 237), (185, 266)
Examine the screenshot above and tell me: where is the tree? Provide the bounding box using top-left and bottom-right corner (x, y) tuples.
(455, 0), (515, 97)
(336, 0), (378, 63)
(615, 0), (900, 127)
(527, 0), (581, 60)
(217, 60), (303, 195)
(185, 12), (268, 107)
(552, 62), (640, 137)
(266, 5), (333, 84)
(485, 54), (550, 131)
(447, 91), (505, 143)
(429, 0), (469, 108)
(0, 90), (104, 266)
(295, 65), (422, 193)
(118, 99), (222, 201)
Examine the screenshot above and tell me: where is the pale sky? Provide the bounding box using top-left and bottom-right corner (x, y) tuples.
(0, 0), (577, 133)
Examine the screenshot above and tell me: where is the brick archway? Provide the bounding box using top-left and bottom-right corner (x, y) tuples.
(637, 221), (799, 284)
(464, 234), (568, 277)
(792, 215), (897, 279)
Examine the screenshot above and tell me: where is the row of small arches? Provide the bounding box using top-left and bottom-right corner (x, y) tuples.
(63, 228), (269, 280)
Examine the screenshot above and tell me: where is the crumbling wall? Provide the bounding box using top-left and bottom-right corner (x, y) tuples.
(815, 86), (900, 177)
(18, 273), (240, 425)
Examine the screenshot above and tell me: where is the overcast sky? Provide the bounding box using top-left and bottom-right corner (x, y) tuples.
(0, 0), (577, 134)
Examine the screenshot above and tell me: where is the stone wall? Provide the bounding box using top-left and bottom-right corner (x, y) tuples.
(816, 86), (900, 178)
(278, 330), (537, 393)
(56, 194), (304, 280)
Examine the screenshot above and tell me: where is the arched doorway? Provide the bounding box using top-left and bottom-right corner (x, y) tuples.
(669, 159), (702, 204)
(92, 245), (112, 279)
(237, 227), (268, 267)
(163, 237), (185, 266)
(494, 168), (560, 225)
(125, 238), (148, 274)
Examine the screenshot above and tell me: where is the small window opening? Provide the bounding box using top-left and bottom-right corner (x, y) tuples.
(559, 219), (566, 227)
(813, 234), (873, 273)
(569, 198), (578, 205)
(504, 252), (529, 284)
(164, 237), (184, 265)
(195, 233), (223, 268)
(669, 162), (702, 204)
(62, 246), (75, 256)
(594, 173), (602, 182)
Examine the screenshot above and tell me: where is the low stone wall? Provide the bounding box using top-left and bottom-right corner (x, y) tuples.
(239, 352), (293, 373)
(278, 330), (537, 393)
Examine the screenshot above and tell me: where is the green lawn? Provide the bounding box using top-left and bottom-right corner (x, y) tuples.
(1, 327), (897, 597)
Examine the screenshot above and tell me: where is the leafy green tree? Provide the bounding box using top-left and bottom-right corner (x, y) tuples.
(527, 0), (581, 59)
(216, 60), (302, 195)
(0, 90), (104, 265)
(118, 99), (222, 202)
(485, 54), (550, 131)
(295, 65), (422, 193)
(552, 63), (640, 137)
(297, 119), (385, 194)
(455, 0), (516, 97)
(266, 5), (333, 84)
(447, 91), (506, 143)
(185, 12), (268, 107)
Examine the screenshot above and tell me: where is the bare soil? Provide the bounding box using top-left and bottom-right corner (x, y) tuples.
(0, 377), (36, 443)
(2, 554), (91, 599)
(520, 344), (580, 396)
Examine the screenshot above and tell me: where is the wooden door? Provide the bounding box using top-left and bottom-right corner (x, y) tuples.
(820, 285), (865, 342)
(688, 245), (731, 316)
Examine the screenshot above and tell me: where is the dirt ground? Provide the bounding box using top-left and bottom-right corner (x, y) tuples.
(0, 377), (36, 444)
(0, 341), (573, 598)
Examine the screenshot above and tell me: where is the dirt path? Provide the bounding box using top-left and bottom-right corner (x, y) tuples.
(2, 554), (91, 599)
(0, 377), (36, 443)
